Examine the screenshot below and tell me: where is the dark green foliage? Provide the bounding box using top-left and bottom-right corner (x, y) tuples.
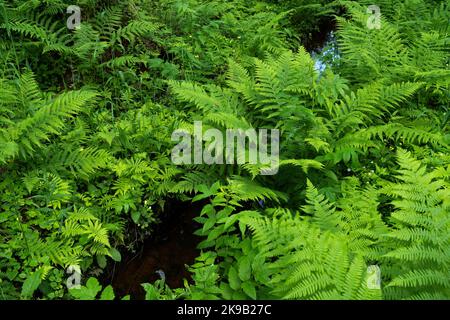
(0, 0), (448, 300)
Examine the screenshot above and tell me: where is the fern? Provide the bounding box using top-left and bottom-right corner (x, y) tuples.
(381, 150), (450, 299)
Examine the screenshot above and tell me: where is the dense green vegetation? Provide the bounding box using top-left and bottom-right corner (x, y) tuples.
(0, 0), (448, 300)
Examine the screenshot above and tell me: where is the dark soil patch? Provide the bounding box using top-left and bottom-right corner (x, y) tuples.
(105, 201), (203, 299)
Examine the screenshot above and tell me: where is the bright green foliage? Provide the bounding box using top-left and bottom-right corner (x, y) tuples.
(0, 0), (448, 300)
(181, 151), (448, 300)
(69, 277), (128, 300)
(382, 150), (450, 299)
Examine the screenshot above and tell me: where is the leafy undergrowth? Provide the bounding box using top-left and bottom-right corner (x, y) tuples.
(0, 0), (448, 300)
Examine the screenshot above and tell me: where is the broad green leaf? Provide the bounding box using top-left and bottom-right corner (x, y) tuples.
(70, 277), (102, 300)
(202, 216), (216, 232)
(238, 256), (251, 281)
(109, 247), (122, 262)
(242, 281), (257, 300)
(228, 266), (241, 290)
(206, 226), (224, 242)
(100, 285), (115, 300)
(97, 255), (107, 268)
(21, 269), (43, 298)
(142, 283), (159, 300)
(131, 211), (141, 224)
